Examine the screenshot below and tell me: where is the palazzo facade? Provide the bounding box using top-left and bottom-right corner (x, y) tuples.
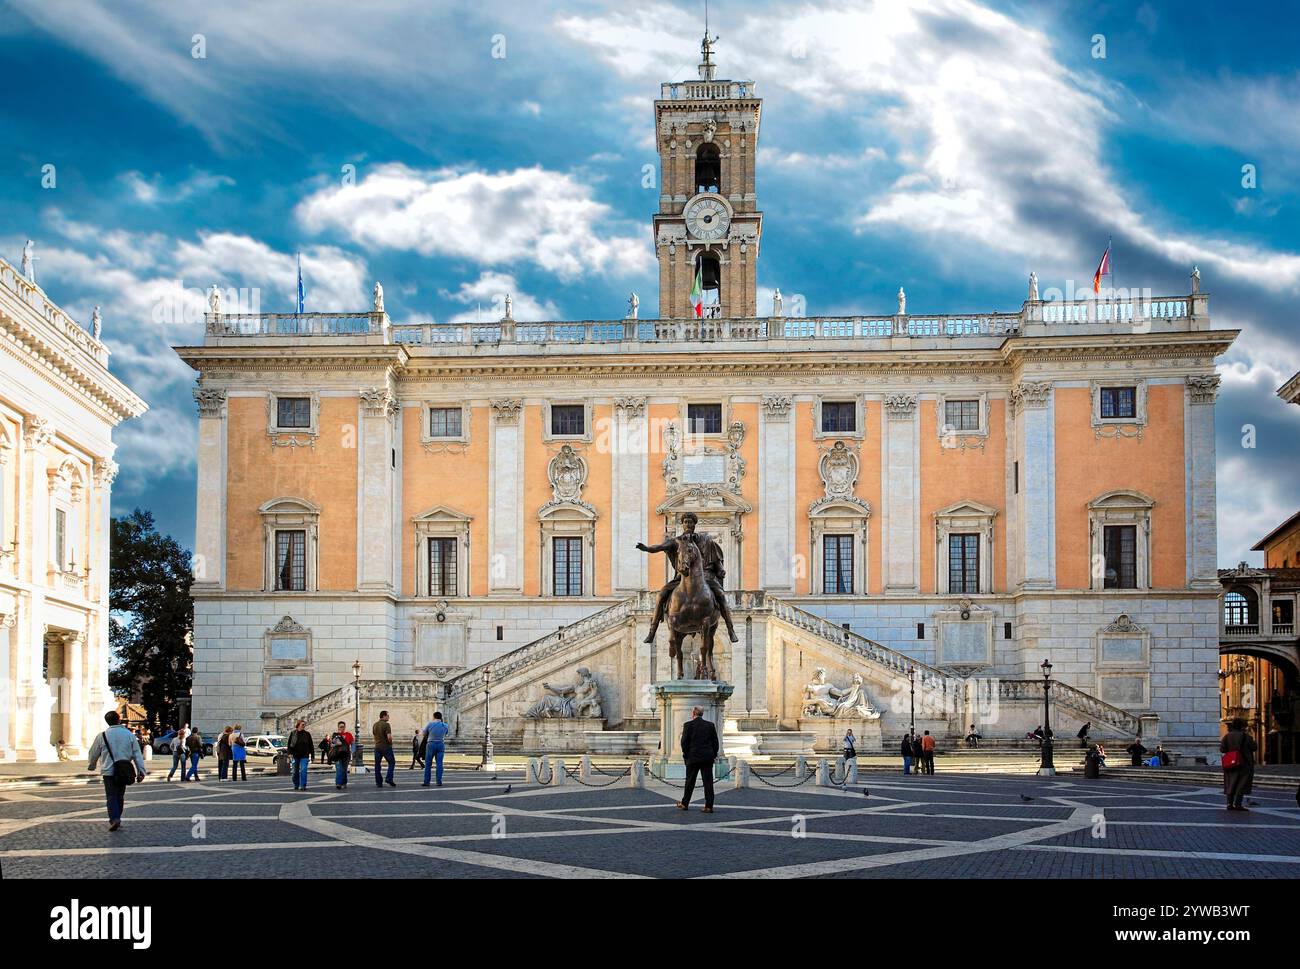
(0, 257), (147, 762)
(179, 43), (1235, 755)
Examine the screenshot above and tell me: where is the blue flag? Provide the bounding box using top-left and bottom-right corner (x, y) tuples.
(296, 253), (305, 312)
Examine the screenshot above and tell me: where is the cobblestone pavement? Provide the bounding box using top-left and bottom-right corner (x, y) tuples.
(2, 766), (1297, 879)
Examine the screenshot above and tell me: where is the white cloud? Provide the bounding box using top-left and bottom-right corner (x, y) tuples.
(120, 170), (235, 205)
(441, 272), (560, 323)
(296, 163), (653, 281)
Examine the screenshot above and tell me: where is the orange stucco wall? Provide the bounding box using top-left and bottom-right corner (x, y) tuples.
(225, 395), (358, 591)
(1053, 384), (1186, 590)
(400, 404), (490, 597)
(918, 398), (1007, 593)
(1263, 529), (1300, 569)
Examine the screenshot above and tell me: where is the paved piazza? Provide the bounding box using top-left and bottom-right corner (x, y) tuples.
(2, 767), (1298, 879)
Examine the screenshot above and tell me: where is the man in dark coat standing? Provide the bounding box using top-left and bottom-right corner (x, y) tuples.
(677, 706), (720, 814)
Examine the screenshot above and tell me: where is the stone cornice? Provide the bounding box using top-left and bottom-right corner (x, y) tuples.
(0, 311), (147, 425)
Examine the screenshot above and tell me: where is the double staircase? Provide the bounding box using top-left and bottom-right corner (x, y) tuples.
(277, 591), (1143, 747)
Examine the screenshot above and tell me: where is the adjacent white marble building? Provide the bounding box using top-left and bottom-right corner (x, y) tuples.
(0, 257), (147, 762)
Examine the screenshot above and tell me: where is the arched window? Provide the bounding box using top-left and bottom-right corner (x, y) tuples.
(694, 251), (721, 318)
(1224, 587), (1258, 629)
(695, 143), (721, 195)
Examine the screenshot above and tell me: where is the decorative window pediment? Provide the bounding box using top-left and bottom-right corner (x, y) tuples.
(808, 493), (872, 596)
(266, 392), (320, 448)
(1087, 491), (1154, 591)
(413, 505), (472, 598)
(1090, 379), (1148, 439)
(538, 500), (596, 598)
(934, 499), (997, 594)
(260, 497), (320, 592)
(662, 418), (746, 495)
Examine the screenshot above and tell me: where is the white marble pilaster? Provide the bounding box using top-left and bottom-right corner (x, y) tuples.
(611, 397), (648, 593)
(358, 388), (396, 592)
(1186, 375), (1220, 589)
(1012, 381), (1055, 590)
(882, 394), (919, 593)
(759, 395), (795, 592)
(488, 399), (524, 594)
(192, 389), (227, 589)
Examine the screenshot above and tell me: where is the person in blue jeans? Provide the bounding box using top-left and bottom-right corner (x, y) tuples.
(421, 712), (450, 786)
(184, 729), (203, 780)
(286, 719), (314, 791)
(330, 721), (353, 789)
(901, 733), (913, 775)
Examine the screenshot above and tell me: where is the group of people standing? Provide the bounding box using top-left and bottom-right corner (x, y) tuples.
(900, 730), (936, 774)
(280, 712), (453, 791)
(162, 724), (250, 782)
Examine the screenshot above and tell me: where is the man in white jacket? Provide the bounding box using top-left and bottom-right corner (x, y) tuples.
(86, 710), (147, 831)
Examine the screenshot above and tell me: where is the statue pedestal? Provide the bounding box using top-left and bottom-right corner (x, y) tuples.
(522, 718), (605, 755)
(797, 718), (883, 754)
(652, 679), (734, 781)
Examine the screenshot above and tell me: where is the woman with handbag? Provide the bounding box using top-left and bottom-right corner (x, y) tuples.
(1220, 718), (1256, 811)
(184, 728), (204, 781)
(86, 710), (147, 831)
(230, 725), (248, 781)
(217, 726), (233, 781)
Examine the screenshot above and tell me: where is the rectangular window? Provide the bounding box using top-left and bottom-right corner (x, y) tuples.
(274, 529), (306, 591)
(822, 535), (854, 594)
(276, 397), (312, 428)
(944, 399), (980, 432)
(820, 401), (857, 434)
(687, 403), (723, 435)
(428, 407), (462, 439)
(1103, 524), (1137, 589)
(1099, 386), (1136, 419)
(552, 537), (583, 596)
(948, 533), (980, 594)
(550, 404), (585, 437)
(427, 537), (458, 597)
(55, 508), (66, 571)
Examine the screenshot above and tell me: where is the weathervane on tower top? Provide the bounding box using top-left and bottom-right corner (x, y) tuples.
(699, 0), (719, 80)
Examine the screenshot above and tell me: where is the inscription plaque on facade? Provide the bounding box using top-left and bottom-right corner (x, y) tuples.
(269, 637), (308, 662)
(267, 673), (310, 702)
(941, 620), (988, 664)
(683, 453), (726, 483)
(1100, 674), (1146, 706)
(1101, 636), (1144, 664)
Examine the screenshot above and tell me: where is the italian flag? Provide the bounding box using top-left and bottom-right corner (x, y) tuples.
(690, 263), (703, 318)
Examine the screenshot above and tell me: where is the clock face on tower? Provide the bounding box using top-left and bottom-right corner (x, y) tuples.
(684, 195), (731, 242)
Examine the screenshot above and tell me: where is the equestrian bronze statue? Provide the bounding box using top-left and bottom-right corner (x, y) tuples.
(636, 512), (739, 680)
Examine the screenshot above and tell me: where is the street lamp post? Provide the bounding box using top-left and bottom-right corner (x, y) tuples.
(1038, 658), (1055, 776)
(352, 659), (362, 775)
(480, 666), (496, 771)
(907, 665), (916, 737)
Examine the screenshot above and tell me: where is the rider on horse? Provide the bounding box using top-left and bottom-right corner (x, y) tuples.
(636, 512), (739, 644)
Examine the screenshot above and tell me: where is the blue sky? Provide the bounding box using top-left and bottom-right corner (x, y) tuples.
(2, 0), (1297, 564)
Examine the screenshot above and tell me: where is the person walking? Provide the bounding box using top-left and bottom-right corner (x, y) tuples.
(1220, 718), (1257, 811)
(287, 719), (313, 790)
(410, 729), (424, 770)
(901, 733), (913, 775)
(167, 724), (189, 781)
(921, 730), (936, 774)
(420, 713), (450, 787)
(184, 728), (204, 781)
(330, 721), (354, 789)
(676, 706), (720, 813)
(842, 728), (857, 762)
(86, 710), (146, 832)
(229, 725), (248, 781)
(372, 710), (396, 788)
(217, 726), (232, 781)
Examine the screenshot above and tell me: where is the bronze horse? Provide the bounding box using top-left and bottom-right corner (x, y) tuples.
(666, 535), (720, 680)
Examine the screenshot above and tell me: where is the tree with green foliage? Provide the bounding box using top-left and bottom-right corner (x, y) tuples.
(109, 509), (193, 726)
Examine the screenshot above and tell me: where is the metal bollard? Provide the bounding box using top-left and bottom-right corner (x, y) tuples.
(580, 755), (592, 782)
(630, 760), (645, 789)
(816, 758), (829, 786)
(795, 756), (807, 780)
(551, 757), (566, 786)
(734, 760), (750, 789)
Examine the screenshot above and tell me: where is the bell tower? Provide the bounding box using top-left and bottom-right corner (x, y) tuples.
(653, 31), (763, 319)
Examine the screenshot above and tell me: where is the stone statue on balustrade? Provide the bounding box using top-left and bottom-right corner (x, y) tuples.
(802, 669), (882, 720)
(524, 667), (603, 720)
